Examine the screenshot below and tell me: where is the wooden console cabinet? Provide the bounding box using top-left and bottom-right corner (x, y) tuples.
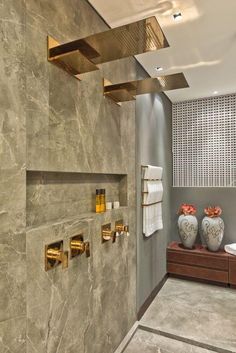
(167, 242), (235, 287)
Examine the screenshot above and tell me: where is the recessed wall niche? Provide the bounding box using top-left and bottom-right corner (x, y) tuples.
(26, 171), (128, 228)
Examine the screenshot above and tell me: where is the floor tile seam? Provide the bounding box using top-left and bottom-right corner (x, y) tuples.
(114, 321), (139, 353)
(138, 324), (236, 353)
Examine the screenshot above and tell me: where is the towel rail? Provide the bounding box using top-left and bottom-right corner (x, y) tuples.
(142, 201), (162, 207)
(142, 178), (162, 181)
(141, 165), (163, 236)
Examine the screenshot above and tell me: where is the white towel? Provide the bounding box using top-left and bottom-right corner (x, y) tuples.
(144, 165), (163, 180)
(224, 243), (236, 256)
(143, 202), (163, 237)
(143, 180), (163, 204)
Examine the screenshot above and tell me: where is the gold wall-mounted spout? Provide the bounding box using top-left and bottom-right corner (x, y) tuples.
(45, 241), (68, 271)
(47, 17), (169, 79)
(103, 74), (189, 104)
(70, 235), (90, 258)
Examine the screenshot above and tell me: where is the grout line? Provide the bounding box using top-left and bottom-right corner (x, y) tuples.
(113, 321), (139, 353)
(114, 322), (236, 353)
(138, 324), (236, 353)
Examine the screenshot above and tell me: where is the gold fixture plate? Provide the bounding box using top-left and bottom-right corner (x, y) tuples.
(47, 17), (169, 77)
(115, 219), (124, 235)
(101, 223), (113, 243)
(103, 74), (189, 103)
(45, 240), (68, 271)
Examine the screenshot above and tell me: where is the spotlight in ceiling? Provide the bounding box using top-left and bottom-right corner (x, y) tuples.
(155, 67), (163, 72)
(173, 12), (182, 21)
(213, 91), (218, 95)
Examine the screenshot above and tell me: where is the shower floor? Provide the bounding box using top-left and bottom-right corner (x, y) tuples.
(119, 278), (236, 353)
(123, 329), (217, 353)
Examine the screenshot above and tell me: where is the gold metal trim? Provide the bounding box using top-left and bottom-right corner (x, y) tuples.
(103, 74), (189, 103)
(101, 223), (113, 243)
(47, 17), (169, 77)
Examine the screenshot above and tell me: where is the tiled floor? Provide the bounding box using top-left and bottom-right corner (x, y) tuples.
(123, 329), (216, 353)
(121, 278), (236, 353)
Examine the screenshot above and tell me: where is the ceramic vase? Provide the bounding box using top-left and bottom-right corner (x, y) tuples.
(202, 216), (224, 252)
(178, 215), (198, 249)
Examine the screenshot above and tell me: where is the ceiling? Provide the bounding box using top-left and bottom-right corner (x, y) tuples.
(89, 0), (236, 102)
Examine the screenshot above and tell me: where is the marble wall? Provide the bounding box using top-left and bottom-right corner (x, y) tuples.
(0, 1), (26, 352)
(0, 0), (172, 351)
(24, 0), (137, 353)
(26, 171), (127, 227)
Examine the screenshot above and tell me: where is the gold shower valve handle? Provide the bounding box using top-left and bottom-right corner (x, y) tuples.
(115, 223), (129, 236)
(70, 237), (91, 258)
(46, 248), (68, 269)
(102, 229), (113, 241)
(71, 239), (86, 253)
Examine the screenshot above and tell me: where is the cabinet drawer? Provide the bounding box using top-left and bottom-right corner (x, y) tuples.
(168, 262), (229, 283)
(167, 251), (228, 271)
(229, 258), (236, 285)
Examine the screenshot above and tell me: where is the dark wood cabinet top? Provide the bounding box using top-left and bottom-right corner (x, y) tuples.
(168, 241), (229, 258)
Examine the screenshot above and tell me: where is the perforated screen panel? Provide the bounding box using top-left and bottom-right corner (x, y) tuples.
(172, 94), (236, 187)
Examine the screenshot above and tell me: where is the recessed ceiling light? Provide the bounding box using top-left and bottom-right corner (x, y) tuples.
(155, 67), (163, 72)
(173, 12), (182, 21)
(213, 91), (218, 95)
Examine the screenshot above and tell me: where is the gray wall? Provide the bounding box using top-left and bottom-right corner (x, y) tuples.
(171, 188), (236, 245)
(136, 81), (172, 310)
(171, 94), (236, 246)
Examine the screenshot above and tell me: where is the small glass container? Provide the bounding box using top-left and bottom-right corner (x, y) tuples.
(96, 189), (101, 213)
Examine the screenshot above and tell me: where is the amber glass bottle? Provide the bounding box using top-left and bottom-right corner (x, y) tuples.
(96, 189), (101, 213)
(100, 189), (106, 212)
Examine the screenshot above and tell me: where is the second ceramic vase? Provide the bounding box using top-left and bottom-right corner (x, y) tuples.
(202, 206), (224, 252)
(202, 216), (224, 252)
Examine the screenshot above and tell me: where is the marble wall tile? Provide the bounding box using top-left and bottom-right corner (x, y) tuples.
(25, 1), (137, 351)
(27, 218), (94, 353)
(0, 0), (26, 352)
(0, 0), (26, 234)
(26, 171), (128, 227)
(26, 0), (137, 173)
(0, 0), (138, 351)
(0, 317), (26, 353)
(26, 207), (135, 353)
(92, 208), (136, 353)
(0, 232), (26, 322)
